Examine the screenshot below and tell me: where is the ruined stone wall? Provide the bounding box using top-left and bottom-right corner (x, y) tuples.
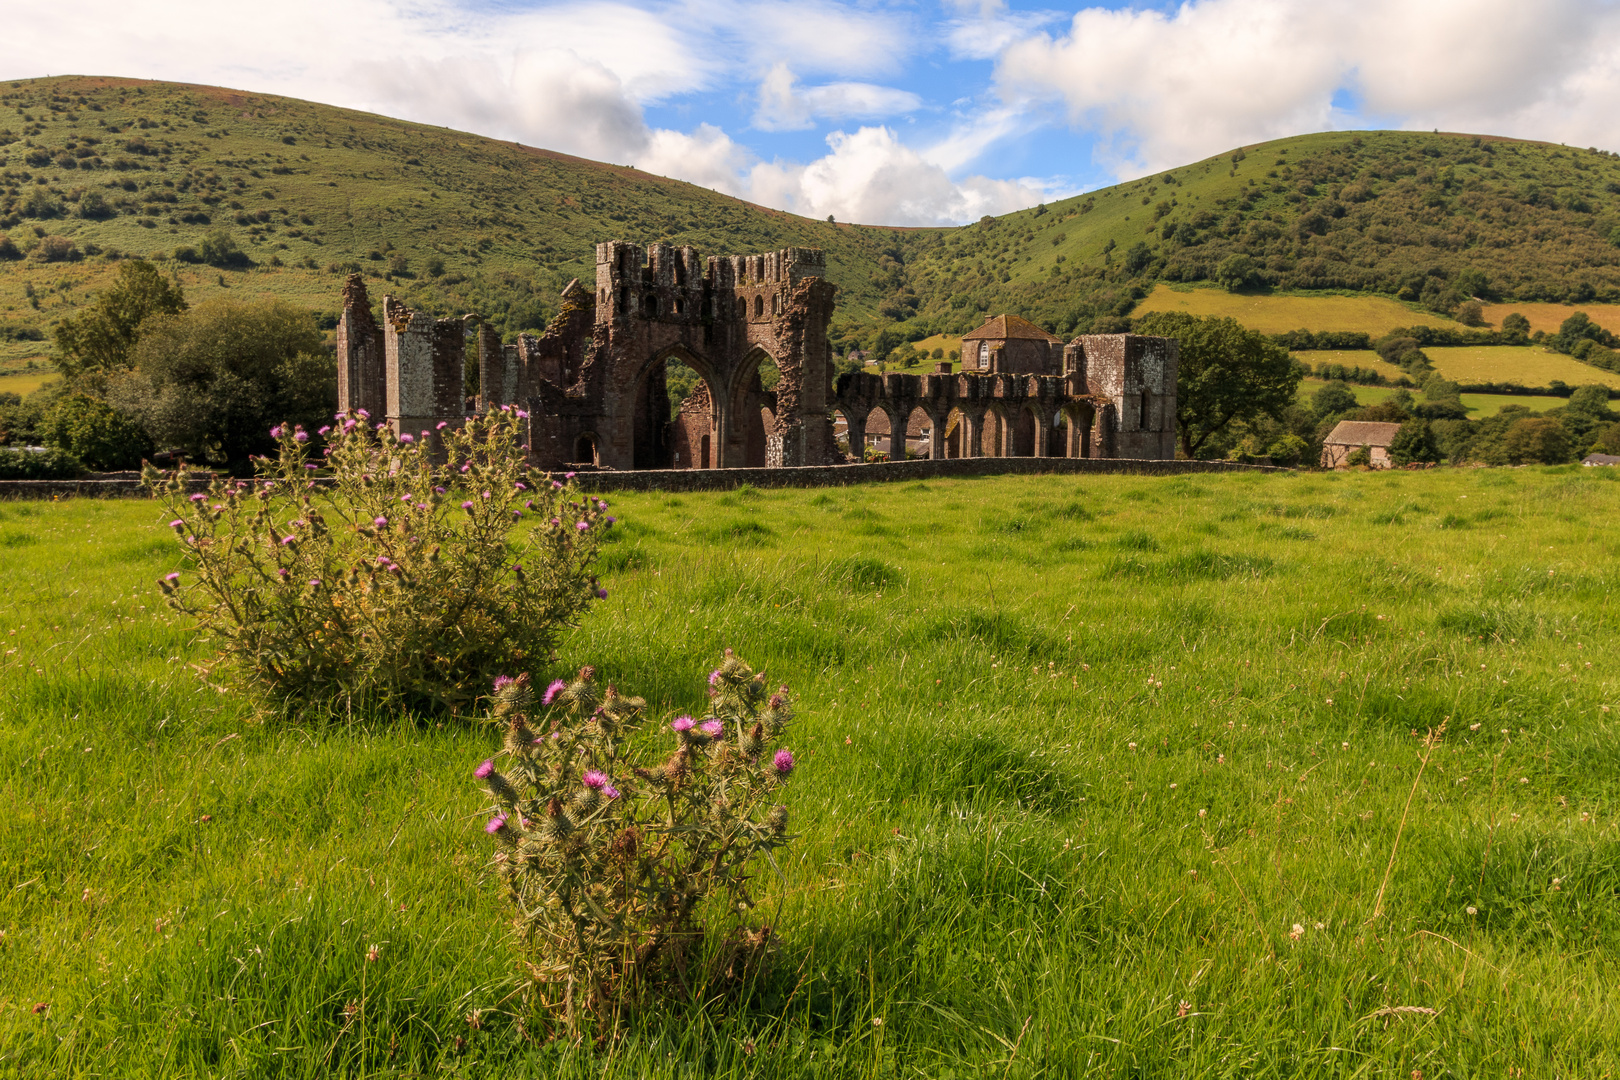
(335, 275), (385, 419)
(1069, 334), (1179, 460)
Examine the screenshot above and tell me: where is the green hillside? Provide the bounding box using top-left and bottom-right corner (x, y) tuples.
(873, 130), (1620, 344)
(6, 76), (1620, 379)
(0, 75), (895, 355)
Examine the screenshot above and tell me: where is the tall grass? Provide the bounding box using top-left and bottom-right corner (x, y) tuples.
(2, 467), (1618, 1076)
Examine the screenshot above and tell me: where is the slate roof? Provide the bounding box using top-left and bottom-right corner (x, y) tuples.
(1583, 453), (1620, 466)
(1324, 421), (1402, 447)
(960, 314), (1062, 343)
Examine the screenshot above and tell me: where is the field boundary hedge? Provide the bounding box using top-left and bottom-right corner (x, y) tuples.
(0, 458), (1283, 499)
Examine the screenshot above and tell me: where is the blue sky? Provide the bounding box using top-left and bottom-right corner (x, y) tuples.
(8, 0), (1620, 225)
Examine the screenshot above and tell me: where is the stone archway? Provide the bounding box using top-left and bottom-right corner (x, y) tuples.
(633, 346), (722, 470)
(729, 346), (786, 468)
(1012, 406), (1038, 457)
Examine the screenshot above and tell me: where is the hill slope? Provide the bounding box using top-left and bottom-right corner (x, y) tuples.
(0, 75), (896, 350)
(875, 130), (1620, 344)
(5, 77), (1620, 374)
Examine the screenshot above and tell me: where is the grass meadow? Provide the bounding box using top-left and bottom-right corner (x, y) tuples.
(1297, 379), (1570, 419)
(1136, 286), (1453, 337)
(2, 468), (1618, 1077)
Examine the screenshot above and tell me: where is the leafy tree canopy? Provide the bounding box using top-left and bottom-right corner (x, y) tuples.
(1135, 311), (1301, 458)
(53, 260), (187, 383)
(110, 299), (333, 468)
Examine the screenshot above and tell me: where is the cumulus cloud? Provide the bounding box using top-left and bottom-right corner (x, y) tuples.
(753, 63), (922, 132)
(744, 126), (1044, 226)
(996, 0), (1620, 177)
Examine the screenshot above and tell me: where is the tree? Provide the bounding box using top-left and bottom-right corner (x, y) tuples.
(198, 228), (248, 267)
(110, 299), (334, 468)
(1311, 380), (1359, 420)
(1387, 419), (1441, 466)
(1500, 312), (1531, 337)
(54, 260), (187, 384)
(41, 393), (153, 470)
(1501, 416), (1573, 464)
(1123, 241), (1153, 274)
(1214, 253), (1260, 292)
(1134, 312), (1301, 458)
(1454, 300), (1484, 327)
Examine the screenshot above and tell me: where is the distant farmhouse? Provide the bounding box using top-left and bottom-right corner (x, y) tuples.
(1584, 453), (1620, 466)
(1322, 421), (1402, 468)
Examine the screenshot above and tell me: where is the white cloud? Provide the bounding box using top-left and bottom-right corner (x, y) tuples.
(744, 126), (1045, 226)
(995, 0), (1620, 178)
(753, 63), (922, 131)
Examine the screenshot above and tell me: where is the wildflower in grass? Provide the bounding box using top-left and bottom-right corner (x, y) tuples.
(1289, 923), (1304, 940)
(709, 669), (721, 686)
(596, 588), (608, 599)
(373, 516), (388, 528)
(168, 519), (184, 529)
(270, 425), (283, 438)
(1467, 906), (1478, 915)
(576, 521), (589, 531)
(494, 675), (515, 693)
(543, 679), (567, 705)
(294, 430), (309, 443)
(461, 501), (474, 511)
(165, 572), (180, 582)
(701, 719), (724, 739)
(367, 944), (382, 962)
(473, 653), (794, 1033)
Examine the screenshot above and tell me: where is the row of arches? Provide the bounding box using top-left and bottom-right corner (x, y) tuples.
(831, 401), (1100, 462)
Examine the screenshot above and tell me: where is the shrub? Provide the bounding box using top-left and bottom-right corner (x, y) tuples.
(32, 235), (78, 262)
(1346, 444), (1373, 467)
(150, 409), (611, 712)
(474, 652), (797, 1033)
(41, 393), (153, 470)
(197, 228), (248, 267)
(0, 446), (83, 479)
(1388, 419), (1442, 466)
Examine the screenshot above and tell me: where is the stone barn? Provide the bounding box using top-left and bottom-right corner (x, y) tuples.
(1322, 421), (1402, 468)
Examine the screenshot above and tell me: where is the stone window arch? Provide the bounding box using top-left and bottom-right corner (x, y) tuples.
(753, 294), (764, 319)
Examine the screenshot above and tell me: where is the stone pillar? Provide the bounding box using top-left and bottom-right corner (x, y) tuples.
(928, 410), (947, 459)
(844, 413), (866, 462)
(961, 411), (980, 458)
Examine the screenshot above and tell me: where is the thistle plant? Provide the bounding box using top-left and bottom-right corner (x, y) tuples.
(475, 651), (797, 1033)
(146, 408), (612, 712)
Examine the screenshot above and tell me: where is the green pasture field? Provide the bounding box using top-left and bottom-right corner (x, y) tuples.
(2, 469), (1618, 1077)
(1298, 378), (1569, 418)
(1295, 345), (1620, 392)
(0, 371), (56, 399)
(1137, 285), (1454, 337)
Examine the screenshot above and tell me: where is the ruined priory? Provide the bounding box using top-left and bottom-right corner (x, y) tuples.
(335, 241), (1179, 470)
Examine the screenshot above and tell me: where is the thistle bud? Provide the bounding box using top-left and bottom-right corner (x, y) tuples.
(492, 673), (534, 716)
(767, 804), (789, 835)
(503, 714), (534, 757)
(740, 721), (766, 759)
(485, 815), (518, 848)
(474, 759), (518, 808)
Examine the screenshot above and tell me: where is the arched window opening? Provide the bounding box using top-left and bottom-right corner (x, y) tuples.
(674, 260), (686, 287)
(978, 341), (990, 369)
(635, 353), (715, 470)
(674, 298), (685, 315)
(644, 293), (659, 317)
(753, 294), (764, 319)
(618, 287), (629, 315)
(573, 434), (597, 465)
(1139, 391), (1150, 430)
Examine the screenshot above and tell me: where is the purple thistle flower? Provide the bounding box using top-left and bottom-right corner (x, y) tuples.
(516, 409), (529, 419)
(318, 426), (331, 436)
(460, 464), (471, 473)
(700, 719), (724, 738)
(294, 430), (309, 443)
(605, 516), (617, 526)
(482, 490), (491, 500)
(277, 568), (290, 578)
(280, 534), (296, 545)
(565, 472), (577, 480)
(513, 510), (522, 520)
(708, 669), (721, 686)
(595, 588), (608, 600)
(525, 500), (534, 509)
(576, 521), (589, 532)
(343, 420), (358, 432)
(551, 481), (563, 490)
(515, 482), (527, 491)
(461, 501), (475, 511)
(542, 679), (567, 705)
(400, 493), (412, 502)
(485, 815), (508, 835)
(420, 430), (430, 440)
(399, 434), (415, 444)
(168, 519), (184, 529)
(582, 770), (608, 789)
(308, 579), (322, 588)
(474, 759), (495, 779)
(270, 425), (283, 438)
(357, 409), (370, 419)
(434, 486), (447, 495)
(189, 493), (206, 502)
(550, 517), (560, 527)
(164, 572), (180, 582)
(603, 785), (621, 800)
(377, 422), (389, 431)
(493, 675), (515, 692)
(773, 750), (795, 776)
(373, 516), (388, 528)
(671, 716), (695, 732)
(437, 421), (448, 430)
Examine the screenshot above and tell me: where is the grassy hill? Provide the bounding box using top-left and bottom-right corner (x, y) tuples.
(0, 75), (897, 361)
(6, 76), (1620, 388)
